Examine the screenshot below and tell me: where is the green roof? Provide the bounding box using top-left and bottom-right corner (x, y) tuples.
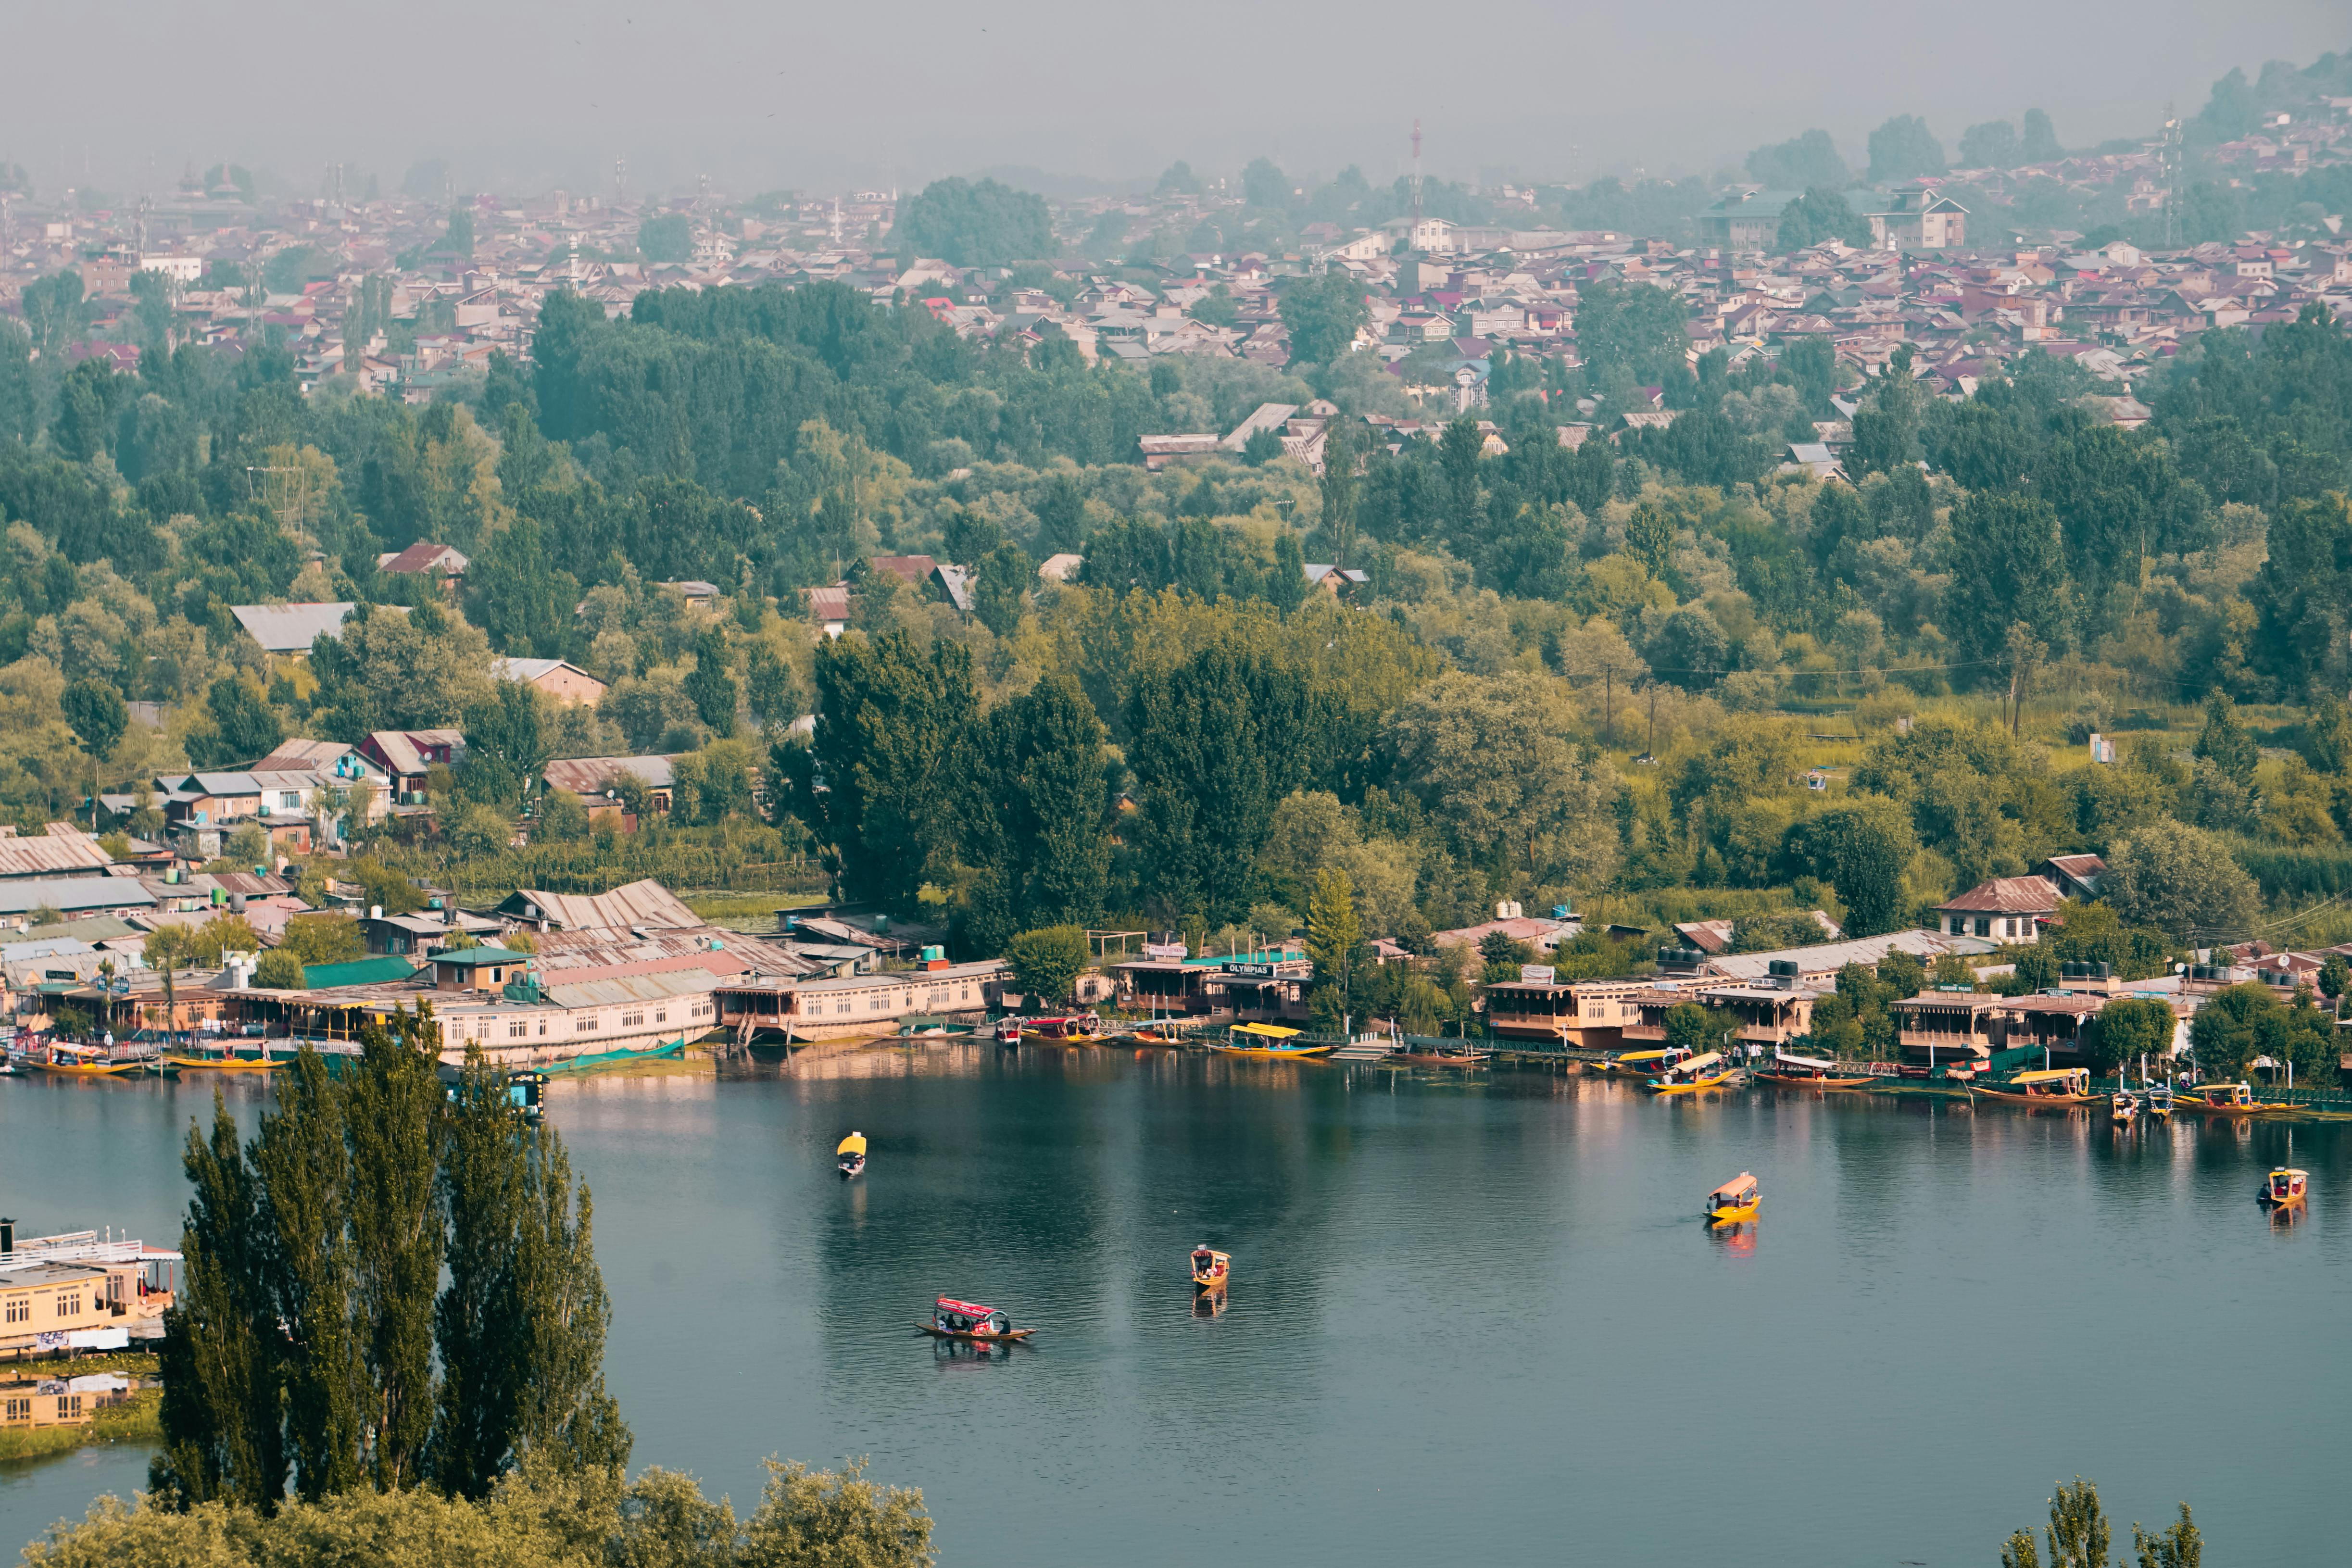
(429, 947), (529, 968)
(304, 955), (418, 988)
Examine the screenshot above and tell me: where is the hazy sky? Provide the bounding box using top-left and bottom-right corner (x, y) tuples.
(6, 0), (2345, 200)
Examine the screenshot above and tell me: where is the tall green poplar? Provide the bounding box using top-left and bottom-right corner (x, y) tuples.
(345, 1006), (446, 1490)
(430, 1048), (529, 1498)
(253, 1048), (365, 1502)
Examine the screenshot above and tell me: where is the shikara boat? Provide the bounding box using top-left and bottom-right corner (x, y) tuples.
(2258, 1167), (2308, 1209)
(2146, 1085), (2174, 1120)
(1128, 1022), (1188, 1046)
(1753, 1049), (1875, 1089)
(18, 1042), (145, 1077)
(1024, 1014), (1108, 1045)
(2111, 1091), (2139, 1126)
(1394, 1044), (1491, 1067)
(919, 1297), (1034, 1343)
(1190, 1246), (1231, 1290)
(1972, 1067), (2101, 1105)
(2175, 1081), (2286, 1117)
(1211, 1023), (1333, 1060)
(1608, 1045), (1692, 1076)
(994, 1018), (1024, 1046)
(1704, 1172), (1760, 1224)
(837, 1131), (868, 1179)
(1646, 1051), (1732, 1095)
(165, 1042), (288, 1071)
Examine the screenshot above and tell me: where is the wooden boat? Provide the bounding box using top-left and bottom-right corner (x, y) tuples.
(1211, 1023), (1333, 1060)
(2258, 1167), (2308, 1208)
(837, 1131), (868, 1179)
(1127, 1022), (1187, 1046)
(2175, 1081), (2286, 1117)
(1190, 1246), (1231, 1289)
(994, 1018), (1024, 1046)
(1609, 1045), (1692, 1076)
(919, 1297), (1034, 1343)
(1973, 1067), (2101, 1105)
(165, 1044), (288, 1070)
(1393, 1045), (1491, 1067)
(2145, 1085), (2174, 1120)
(18, 1042), (145, 1077)
(1023, 1014), (1108, 1045)
(1646, 1051), (1731, 1095)
(2111, 1091), (2139, 1126)
(1754, 1049), (1874, 1090)
(1704, 1172), (1760, 1224)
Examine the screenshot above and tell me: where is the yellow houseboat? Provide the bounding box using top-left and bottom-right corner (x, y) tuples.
(1646, 1051), (1732, 1095)
(1210, 1023), (1333, 1060)
(1703, 1172), (1760, 1224)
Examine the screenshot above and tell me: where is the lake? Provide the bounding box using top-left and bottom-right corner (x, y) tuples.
(3, 1049), (2343, 1566)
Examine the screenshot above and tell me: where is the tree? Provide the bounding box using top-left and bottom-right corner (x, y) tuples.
(1866, 115), (1947, 183)
(892, 177), (1051, 266)
(2192, 691), (2258, 787)
(798, 631), (978, 910)
(972, 541), (1034, 637)
(21, 269), (89, 358)
(683, 628), (739, 738)
(466, 514), (580, 659)
(462, 680), (553, 810)
(2020, 108), (2062, 162)
(973, 675), (1109, 927)
(1958, 119), (2020, 168)
(1944, 491), (2067, 665)
(283, 913), (366, 966)
(204, 672), (286, 766)
(1004, 925), (1089, 1003)
(1305, 867), (1365, 1028)
(1575, 279), (1689, 387)
(1663, 1001), (1720, 1056)
(637, 213), (692, 263)
(2104, 819), (2259, 942)
(63, 674), (128, 760)
(1242, 156), (1289, 209)
(510, 1125), (628, 1475)
(2321, 953), (2350, 1004)
(432, 1051), (529, 1499)
(252, 1051), (365, 1502)
(1775, 187), (1870, 251)
(254, 949), (309, 989)
(2091, 997), (2174, 1076)
(1745, 129), (1849, 189)
(151, 1093), (287, 1512)
(343, 1012), (446, 1492)
(1798, 800), (1915, 937)
(2131, 1505), (2202, 1568)
(1278, 273), (1369, 365)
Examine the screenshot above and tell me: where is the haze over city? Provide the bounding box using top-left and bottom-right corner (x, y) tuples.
(5, 0), (2347, 195)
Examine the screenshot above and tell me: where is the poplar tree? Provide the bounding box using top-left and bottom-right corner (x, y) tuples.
(430, 1050), (530, 1498)
(151, 1093), (286, 1512)
(344, 1006), (446, 1491)
(513, 1128), (631, 1474)
(252, 1049), (365, 1502)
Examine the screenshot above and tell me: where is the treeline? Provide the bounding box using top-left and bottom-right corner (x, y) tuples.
(155, 1026), (623, 1511)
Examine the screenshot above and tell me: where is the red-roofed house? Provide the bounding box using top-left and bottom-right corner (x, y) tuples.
(377, 541), (469, 596)
(1933, 877), (2061, 943)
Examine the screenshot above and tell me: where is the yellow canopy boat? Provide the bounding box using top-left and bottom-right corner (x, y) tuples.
(1973, 1067), (2100, 1105)
(20, 1043), (145, 1076)
(2259, 1167), (2308, 1208)
(1704, 1172), (1760, 1223)
(1211, 1023), (1332, 1060)
(2176, 1081), (2286, 1116)
(1646, 1051), (1731, 1095)
(836, 1132), (868, 1179)
(1190, 1246), (1231, 1289)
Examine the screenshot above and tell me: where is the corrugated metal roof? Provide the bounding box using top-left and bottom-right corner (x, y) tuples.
(541, 755), (679, 796)
(541, 970), (715, 1008)
(0, 878), (158, 916)
(229, 602), (359, 653)
(0, 828), (113, 880)
(499, 878), (699, 931)
(1707, 929), (1988, 980)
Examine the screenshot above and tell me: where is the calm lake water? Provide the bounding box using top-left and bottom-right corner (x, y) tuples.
(4, 1049), (2345, 1566)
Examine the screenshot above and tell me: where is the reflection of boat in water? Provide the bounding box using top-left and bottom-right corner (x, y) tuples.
(1210, 1024), (1333, 1060)
(1646, 1051), (1732, 1095)
(1703, 1172), (1759, 1224)
(837, 1131), (868, 1179)
(1973, 1067), (2100, 1105)
(2258, 1167), (2308, 1209)
(1190, 1246), (1231, 1290)
(1753, 1050), (1874, 1089)
(919, 1297), (1034, 1343)
(1192, 1286), (1230, 1318)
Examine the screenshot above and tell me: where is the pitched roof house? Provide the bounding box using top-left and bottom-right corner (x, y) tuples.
(1933, 876), (2061, 942)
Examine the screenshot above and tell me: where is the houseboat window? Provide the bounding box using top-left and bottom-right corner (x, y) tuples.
(61, 1295), (81, 1317)
(575, 1015), (598, 1033)
(4, 1299), (25, 1323)
(654, 1009), (667, 1023)
(4, 1397), (27, 1420)
(538, 1020), (547, 1035)
(835, 1002), (851, 1015)
(65, 1395), (84, 1418)
(623, 1012), (644, 1028)
(508, 1020), (528, 1038)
